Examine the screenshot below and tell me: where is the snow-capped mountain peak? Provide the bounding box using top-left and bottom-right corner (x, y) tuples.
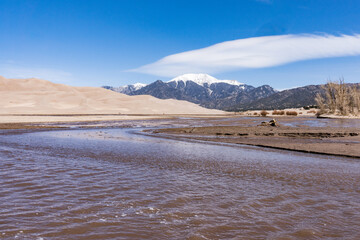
(168, 73), (244, 87)
(132, 83), (147, 90)
(113, 82), (147, 94)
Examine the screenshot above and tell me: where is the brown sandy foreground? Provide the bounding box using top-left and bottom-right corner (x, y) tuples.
(154, 121), (360, 158)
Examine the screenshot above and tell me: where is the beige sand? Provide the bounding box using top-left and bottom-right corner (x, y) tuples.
(0, 76), (225, 123)
(155, 124), (360, 158)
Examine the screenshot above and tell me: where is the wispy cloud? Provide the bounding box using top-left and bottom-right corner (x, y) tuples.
(0, 64), (74, 84)
(131, 34), (360, 77)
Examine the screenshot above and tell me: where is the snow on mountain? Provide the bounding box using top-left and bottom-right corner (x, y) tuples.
(131, 83), (147, 90)
(114, 83), (148, 94)
(168, 73), (244, 87)
(103, 73), (277, 110)
(114, 74), (244, 94)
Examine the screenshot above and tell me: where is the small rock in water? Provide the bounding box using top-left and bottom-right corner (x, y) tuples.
(269, 119), (277, 126)
(259, 119), (278, 127)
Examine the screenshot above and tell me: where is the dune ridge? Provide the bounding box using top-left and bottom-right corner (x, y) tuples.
(0, 76), (224, 115)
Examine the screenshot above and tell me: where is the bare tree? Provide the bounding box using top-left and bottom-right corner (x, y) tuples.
(316, 79), (360, 116)
(335, 78), (349, 115)
(348, 85), (360, 115)
(315, 92), (326, 114)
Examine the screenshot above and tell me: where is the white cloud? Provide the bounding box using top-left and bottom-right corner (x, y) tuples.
(0, 64), (74, 84)
(131, 34), (360, 77)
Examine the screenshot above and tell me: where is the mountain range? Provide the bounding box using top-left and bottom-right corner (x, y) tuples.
(104, 74), (323, 111)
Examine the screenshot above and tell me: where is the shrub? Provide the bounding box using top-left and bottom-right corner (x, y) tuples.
(316, 79), (360, 116)
(260, 110), (269, 117)
(286, 111), (298, 116)
(272, 110), (285, 115)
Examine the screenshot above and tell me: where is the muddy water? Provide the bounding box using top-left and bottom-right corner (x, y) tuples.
(1, 128), (360, 239)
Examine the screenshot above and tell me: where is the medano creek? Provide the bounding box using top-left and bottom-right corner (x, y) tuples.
(1, 117), (359, 239)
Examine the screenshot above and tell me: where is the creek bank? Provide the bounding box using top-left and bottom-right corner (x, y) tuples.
(154, 125), (360, 158)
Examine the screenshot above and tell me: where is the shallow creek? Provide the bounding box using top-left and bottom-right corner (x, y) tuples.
(0, 123), (359, 239)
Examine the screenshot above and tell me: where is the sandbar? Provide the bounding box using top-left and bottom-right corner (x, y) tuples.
(154, 118), (360, 158)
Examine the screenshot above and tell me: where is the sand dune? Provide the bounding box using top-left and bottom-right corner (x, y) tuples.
(0, 76), (224, 115)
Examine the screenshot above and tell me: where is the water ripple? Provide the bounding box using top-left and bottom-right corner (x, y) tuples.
(0, 128), (359, 239)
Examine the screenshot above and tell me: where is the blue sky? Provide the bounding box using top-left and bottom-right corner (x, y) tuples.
(1, 0), (360, 89)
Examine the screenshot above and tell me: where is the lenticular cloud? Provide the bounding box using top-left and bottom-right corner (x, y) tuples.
(131, 34), (360, 77)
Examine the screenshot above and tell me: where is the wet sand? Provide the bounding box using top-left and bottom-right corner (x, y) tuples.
(0, 114), (173, 125)
(154, 117), (360, 158)
(0, 114), (230, 129)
